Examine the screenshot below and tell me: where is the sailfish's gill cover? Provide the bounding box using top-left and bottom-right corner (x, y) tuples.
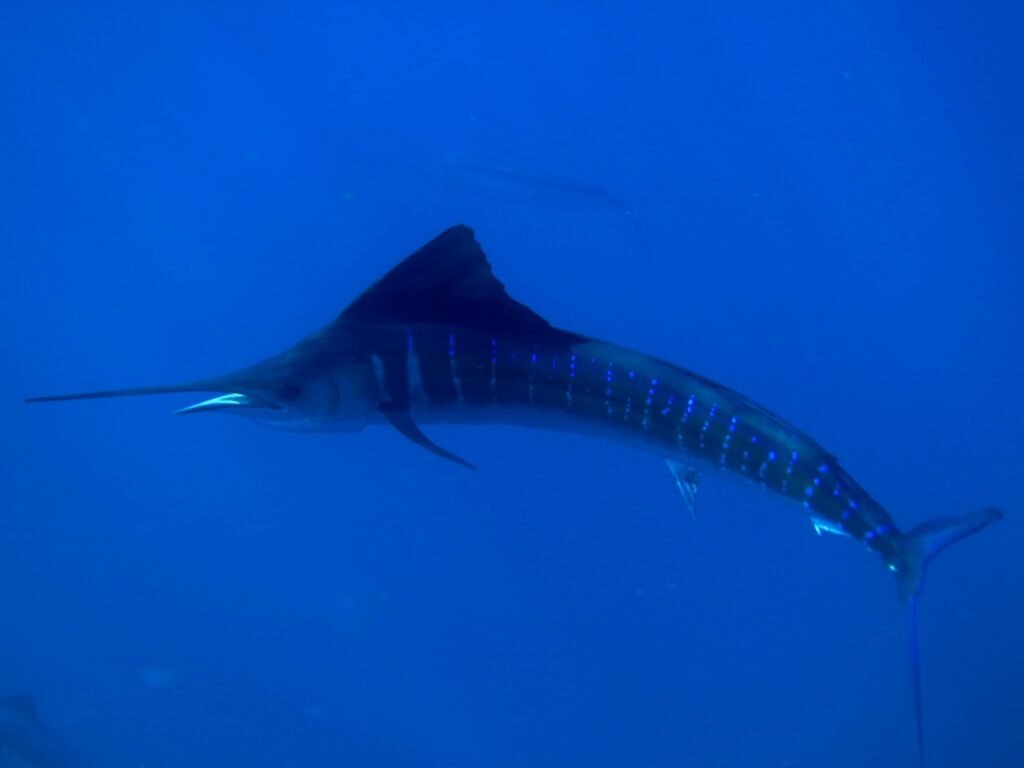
(26, 225), (1003, 766)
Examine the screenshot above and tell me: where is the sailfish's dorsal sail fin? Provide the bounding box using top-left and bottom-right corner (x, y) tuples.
(339, 225), (583, 340)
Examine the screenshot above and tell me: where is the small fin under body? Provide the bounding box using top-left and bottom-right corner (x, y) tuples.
(665, 460), (699, 518)
(378, 401), (476, 470)
(811, 516), (849, 537)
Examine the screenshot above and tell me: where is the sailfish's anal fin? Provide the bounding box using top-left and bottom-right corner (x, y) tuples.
(379, 401), (476, 470)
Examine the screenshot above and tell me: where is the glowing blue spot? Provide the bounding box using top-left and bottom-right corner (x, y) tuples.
(805, 486), (814, 497)
(842, 510), (851, 520)
(667, 395), (676, 405)
(751, 435), (759, 443)
(629, 370), (636, 378)
(813, 477), (821, 486)
(791, 451), (799, 462)
(768, 451), (777, 461)
(848, 499), (859, 510)
(661, 408), (671, 416)
(865, 530), (877, 541)
(645, 397), (653, 405)
(818, 464), (830, 474)
(530, 353), (538, 363)
(729, 423), (737, 432)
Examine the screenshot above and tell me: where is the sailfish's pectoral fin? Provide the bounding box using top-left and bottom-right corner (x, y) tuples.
(378, 401), (476, 470)
(666, 460), (699, 518)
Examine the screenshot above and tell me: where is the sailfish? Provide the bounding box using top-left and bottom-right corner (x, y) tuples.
(27, 225), (1001, 764)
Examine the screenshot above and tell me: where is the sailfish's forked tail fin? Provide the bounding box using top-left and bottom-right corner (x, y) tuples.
(890, 506), (1003, 767)
(892, 507), (1003, 603)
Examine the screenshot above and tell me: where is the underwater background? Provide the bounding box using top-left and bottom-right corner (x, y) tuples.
(2, 2), (1021, 766)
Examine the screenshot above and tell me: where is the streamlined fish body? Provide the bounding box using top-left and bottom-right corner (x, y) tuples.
(362, 322), (898, 547)
(27, 225), (1002, 765)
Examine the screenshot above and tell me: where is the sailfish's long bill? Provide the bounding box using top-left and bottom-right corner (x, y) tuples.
(27, 224), (1002, 764)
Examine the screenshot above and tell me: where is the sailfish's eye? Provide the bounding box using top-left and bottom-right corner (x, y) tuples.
(277, 382), (303, 401)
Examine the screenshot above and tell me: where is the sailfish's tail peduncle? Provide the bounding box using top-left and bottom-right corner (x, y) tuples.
(888, 507), (1003, 767)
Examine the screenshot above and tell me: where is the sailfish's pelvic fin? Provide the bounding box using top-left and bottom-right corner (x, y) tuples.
(378, 401), (476, 470)
(811, 516), (849, 537)
(666, 460), (699, 518)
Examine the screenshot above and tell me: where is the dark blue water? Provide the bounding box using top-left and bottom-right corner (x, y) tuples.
(2, 3), (1021, 766)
